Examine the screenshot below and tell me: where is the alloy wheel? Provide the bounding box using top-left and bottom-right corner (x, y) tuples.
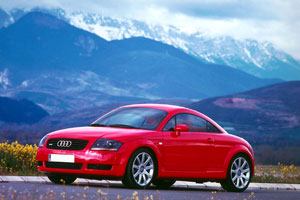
(230, 157), (250, 189)
(131, 152), (154, 186)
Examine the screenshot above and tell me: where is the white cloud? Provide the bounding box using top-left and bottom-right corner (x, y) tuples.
(1, 0), (300, 59)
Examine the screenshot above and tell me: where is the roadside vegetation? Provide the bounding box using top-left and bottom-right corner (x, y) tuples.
(0, 141), (40, 175)
(0, 141), (299, 184)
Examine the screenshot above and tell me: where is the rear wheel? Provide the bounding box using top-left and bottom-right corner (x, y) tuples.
(152, 179), (176, 188)
(47, 174), (77, 185)
(221, 154), (251, 192)
(122, 148), (155, 188)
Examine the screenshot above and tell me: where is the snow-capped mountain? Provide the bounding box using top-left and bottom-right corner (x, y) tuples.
(1, 8), (300, 80)
(59, 9), (300, 81)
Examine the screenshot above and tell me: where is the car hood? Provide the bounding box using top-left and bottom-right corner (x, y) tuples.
(47, 126), (156, 142)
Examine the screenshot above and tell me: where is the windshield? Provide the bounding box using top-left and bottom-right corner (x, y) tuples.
(91, 107), (168, 130)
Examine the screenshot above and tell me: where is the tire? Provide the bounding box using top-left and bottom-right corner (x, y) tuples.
(122, 148), (156, 188)
(221, 154), (252, 192)
(152, 179), (176, 188)
(48, 174), (77, 185)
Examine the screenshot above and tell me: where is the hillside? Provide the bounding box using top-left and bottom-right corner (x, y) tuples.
(0, 96), (48, 124)
(189, 81), (300, 146)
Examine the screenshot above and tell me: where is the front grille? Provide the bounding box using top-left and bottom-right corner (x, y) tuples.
(46, 138), (89, 150)
(87, 164), (112, 170)
(45, 162), (83, 170)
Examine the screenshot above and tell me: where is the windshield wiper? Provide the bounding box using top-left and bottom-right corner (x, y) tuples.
(108, 124), (138, 129)
(89, 123), (106, 127)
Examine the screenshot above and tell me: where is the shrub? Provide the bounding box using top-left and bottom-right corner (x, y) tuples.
(0, 141), (38, 175)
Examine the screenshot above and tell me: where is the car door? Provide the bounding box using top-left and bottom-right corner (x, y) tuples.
(162, 113), (215, 172)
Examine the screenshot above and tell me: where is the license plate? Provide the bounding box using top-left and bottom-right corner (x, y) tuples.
(48, 154), (75, 163)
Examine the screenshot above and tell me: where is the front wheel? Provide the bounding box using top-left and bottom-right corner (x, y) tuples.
(48, 174), (77, 185)
(122, 148), (155, 188)
(221, 155), (252, 192)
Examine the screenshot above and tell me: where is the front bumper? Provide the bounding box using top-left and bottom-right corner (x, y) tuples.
(36, 147), (125, 178)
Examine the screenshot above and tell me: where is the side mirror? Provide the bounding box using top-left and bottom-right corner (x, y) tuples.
(174, 124), (189, 136)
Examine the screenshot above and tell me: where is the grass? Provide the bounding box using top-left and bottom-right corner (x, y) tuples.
(0, 141), (299, 184)
(253, 164), (300, 184)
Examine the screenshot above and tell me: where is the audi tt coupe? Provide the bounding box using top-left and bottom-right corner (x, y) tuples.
(36, 104), (254, 192)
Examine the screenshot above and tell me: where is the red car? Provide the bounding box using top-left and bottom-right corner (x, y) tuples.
(36, 104), (254, 192)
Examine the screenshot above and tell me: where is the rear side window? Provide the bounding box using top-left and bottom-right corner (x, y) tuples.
(207, 121), (221, 133)
(163, 113), (221, 133)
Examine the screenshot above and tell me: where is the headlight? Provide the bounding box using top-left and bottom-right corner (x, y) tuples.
(38, 135), (49, 147)
(91, 139), (122, 151)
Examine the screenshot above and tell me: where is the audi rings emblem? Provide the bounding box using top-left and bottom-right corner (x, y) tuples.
(57, 140), (72, 148)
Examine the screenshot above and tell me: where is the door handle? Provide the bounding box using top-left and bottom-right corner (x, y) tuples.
(207, 137), (214, 143)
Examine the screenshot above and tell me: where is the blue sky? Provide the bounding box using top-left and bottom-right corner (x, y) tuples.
(1, 0), (299, 59)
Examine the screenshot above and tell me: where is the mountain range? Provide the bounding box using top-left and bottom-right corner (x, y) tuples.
(0, 12), (279, 113)
(0, 8), (300, 81)
(62, 10), (300, 81)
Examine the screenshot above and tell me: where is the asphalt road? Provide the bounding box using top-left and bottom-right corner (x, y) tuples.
(0, 182), (299, 200)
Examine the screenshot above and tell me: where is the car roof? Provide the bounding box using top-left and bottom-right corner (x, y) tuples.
(117, 103), (227, 133)
(120, 103), (189, 112)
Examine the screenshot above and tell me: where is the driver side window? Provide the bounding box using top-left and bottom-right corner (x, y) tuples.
(177, 114), (206, 132)
(162, 116), (176, 131)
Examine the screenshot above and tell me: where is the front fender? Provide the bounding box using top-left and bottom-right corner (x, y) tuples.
(116, 139), (162, 177)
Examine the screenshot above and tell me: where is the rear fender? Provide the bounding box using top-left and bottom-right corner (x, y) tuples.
(224, 145), (255, 177)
